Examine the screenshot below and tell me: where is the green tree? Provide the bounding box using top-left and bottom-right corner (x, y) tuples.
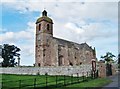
(2, 44), (21, 67)
(101, 52), (115, 76)
(101, 52), (115, 64)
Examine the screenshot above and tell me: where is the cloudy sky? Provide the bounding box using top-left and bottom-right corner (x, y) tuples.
(0, 0), (118, 65)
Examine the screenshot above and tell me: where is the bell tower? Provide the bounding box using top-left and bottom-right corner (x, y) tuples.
(35, 10), (53, 67)
(36, 10), (53, 36)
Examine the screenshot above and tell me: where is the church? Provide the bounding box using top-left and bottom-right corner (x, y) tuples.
(35, 10), (96, 67)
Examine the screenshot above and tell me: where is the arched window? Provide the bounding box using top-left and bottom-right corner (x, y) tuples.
(47, 24), (49, 31)
(38, 63), (40, 67)
(43, 49), (46, 56)
(39, 24), (41, 31)
(58, 55), (63, 66)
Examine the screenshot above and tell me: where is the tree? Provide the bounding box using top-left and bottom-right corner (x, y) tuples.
(101, 52), (115, 64)
(2, 44), (21, 67)
(101, 52), (115, 76)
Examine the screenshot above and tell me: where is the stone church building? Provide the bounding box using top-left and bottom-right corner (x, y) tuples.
(35, 10), (96, 67)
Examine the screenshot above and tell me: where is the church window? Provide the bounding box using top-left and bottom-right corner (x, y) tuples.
(43, 54), (45, 56)
(58, 56), (63, 66)
(38, 63), (40, 67)
(68, 50), (70, 56)
(39, 24), (41, 31)
(80, 62), (82, 65)
(43, 49), (46, 56)
(47, 24), (49, 31)
(70, 62), (73, 66)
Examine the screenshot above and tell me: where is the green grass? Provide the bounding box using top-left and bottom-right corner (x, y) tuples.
(66, 78), (112, 87)
(1, 74), (112, 89)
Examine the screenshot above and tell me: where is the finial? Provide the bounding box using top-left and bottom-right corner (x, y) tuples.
(42, 10), (47, 16)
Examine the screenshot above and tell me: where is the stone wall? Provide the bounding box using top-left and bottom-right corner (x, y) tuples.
(98, 61), (106, 78)
(0, 65), (92, 76)
(97, 62), (117, 78)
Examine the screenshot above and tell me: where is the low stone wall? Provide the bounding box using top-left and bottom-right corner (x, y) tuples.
(0, 65), (92, 76)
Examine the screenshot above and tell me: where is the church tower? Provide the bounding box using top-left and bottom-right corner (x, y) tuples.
(35, 10), (53, 67)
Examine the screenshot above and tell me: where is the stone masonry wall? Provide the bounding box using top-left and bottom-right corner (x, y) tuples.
(98, 62), (106, 78)
(0, 65), (92, 76)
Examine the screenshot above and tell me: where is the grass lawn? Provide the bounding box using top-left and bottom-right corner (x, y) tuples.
(66, 78), (112, 88)
(1, 74), (112, 89)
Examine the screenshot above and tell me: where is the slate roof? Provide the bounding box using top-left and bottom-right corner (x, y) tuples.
(53, 37), (93, 51)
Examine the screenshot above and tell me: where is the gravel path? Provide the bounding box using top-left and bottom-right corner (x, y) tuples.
(102, 72), (120, 89)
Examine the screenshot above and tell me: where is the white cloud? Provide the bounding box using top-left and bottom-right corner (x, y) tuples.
(1, 1), (118, 65)
(0, 30), (32, 43)
(54, 21), (117, 44)
(1, 1), (118, 22)
(65, 22), (84, 34)
(1, 0), (119, 3)
(0, 22), (35, 65)
(0, 22), (35, 43)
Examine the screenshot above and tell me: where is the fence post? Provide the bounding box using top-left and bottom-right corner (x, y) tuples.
(93, 71), (95, 79)
(82, 72), (84, 82)
(64, 75), (66, 86)
(77, 73), (79, 83)
(19, 80), (21, 89)
(85, 72), (88, 82)
(71, 74), (73, 84)
(96, 70), (98, 78)
(56, 75), (57, 87)
(45, 73), (48, 88)
(34, 78), (36, 89)
(87, 72), (88, 78)
(91, 71), (93, 79)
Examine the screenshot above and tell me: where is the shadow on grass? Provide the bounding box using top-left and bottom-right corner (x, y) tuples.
(31, 80), (89, 89)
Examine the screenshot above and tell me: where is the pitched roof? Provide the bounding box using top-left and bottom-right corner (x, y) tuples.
(53, 37), (93, 51)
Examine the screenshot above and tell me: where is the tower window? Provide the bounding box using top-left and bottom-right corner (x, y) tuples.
(47, 24), (49, 31)
(39, 24), (41, 31)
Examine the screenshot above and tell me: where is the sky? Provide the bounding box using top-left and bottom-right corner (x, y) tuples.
(0, 0), (118, 66)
